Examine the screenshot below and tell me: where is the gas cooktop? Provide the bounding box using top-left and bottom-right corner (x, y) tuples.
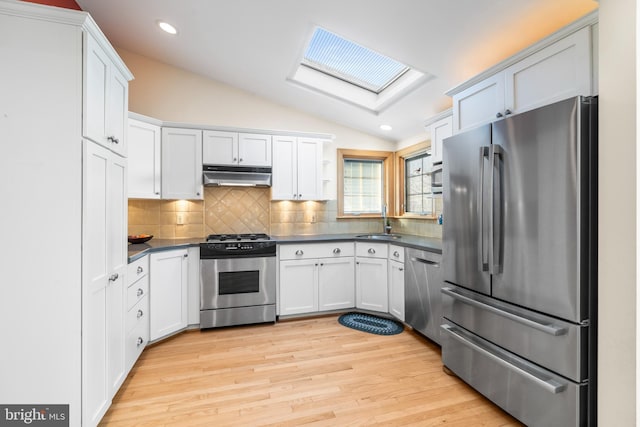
(205, 233), (271, 242)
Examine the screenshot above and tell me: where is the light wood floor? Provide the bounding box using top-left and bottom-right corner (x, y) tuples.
(101, 315), (523, 426)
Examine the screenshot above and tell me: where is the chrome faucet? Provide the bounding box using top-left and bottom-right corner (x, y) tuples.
(382, 204), (387, 233)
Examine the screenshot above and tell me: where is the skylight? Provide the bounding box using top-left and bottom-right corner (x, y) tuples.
(289, 27), (432, 114)
(302, 28), (409, 94)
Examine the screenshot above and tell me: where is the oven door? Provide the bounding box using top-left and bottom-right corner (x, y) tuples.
(200, 256), (276, 310)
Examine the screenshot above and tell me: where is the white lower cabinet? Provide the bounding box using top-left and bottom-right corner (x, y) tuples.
(149, 249), (189, 341)
(355, 242), (388, 313)
(388, 260), (405, 321)
(279, 242), (355, 316)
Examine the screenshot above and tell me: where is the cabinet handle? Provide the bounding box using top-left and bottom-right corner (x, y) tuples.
(184, 253), (189, 258)
(368, 248), (376, 254)
(399, 268), (404, 271)
(496, 112), (503, 118)
(107, 136), (119, 144)
(320, 263), (324, 266)
(393, 251), (399, 258)
(137, 288), (144, 297)
(295, 250), (304, 255)
(233, 157), (238, 162)
(239, 158), (243, 162)
(505, 109), (512, 116)
(136, 337), (144, 346)
(137, 266), (144, 274)
(333, 248), (341, 254)
(155, 192), (160, 195)
(109, 273), (119, 282)
(137, 309), (144, 319)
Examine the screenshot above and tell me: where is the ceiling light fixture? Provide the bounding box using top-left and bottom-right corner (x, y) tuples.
(380, 124), (393, 131)
(157, 21), (178, 35)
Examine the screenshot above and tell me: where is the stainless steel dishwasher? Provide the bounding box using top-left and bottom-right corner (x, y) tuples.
(405, 248), (443, 344)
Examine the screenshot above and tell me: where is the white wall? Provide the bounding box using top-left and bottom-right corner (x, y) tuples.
(598, 0), (637, 424)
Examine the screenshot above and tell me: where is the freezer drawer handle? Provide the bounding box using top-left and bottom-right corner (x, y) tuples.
(410, 257), (439, 267)
(441, 287), (567, 336)
(441, 324), (567, 394)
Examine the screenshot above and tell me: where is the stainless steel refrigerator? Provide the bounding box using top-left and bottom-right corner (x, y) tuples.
(441, 96), (597, 427)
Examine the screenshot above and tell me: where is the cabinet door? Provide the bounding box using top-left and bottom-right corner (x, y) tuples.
(271, 136), (298, 200)
(82, 141), (110, 426)
(203, 130), (238, 165)
(504, 27), (592, 115)
(430, 115), (452, 165)
(318, 257), (355, 311)
(161, 127), (203, 200)
(452, 73), (505, 133)
(279, 259), (318, 315)
(128, 118), (161, 198)
(296, 138), (323, 200)
(238, 133), (272, 166)
(355, 257), (388, 312)
(106, 153), (127, 396)
(388, 260), (405, 321)
(107, 69), (128, 157)
(150, 249), (189, 341)
(84, 34), (109, 148)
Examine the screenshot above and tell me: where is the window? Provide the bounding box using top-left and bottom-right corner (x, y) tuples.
(337, 149), (394, 218)
(289, 27), (431, 113)
(302, 28), (409, 94)
(405, 152), (433, 215)
(343, 159), (384, 214)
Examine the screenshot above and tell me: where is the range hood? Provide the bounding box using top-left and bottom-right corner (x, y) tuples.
(203, 164), (272, 187)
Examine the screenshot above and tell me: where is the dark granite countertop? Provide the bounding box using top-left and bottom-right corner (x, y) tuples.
(128, 233), (442, 263)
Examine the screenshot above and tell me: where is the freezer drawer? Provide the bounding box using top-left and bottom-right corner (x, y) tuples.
(441, 321), (587, 427)
(442, 284), (588, 382)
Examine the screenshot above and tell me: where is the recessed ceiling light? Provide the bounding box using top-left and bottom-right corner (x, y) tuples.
(380, 124), (393, 131)
(157, 21), (178, 35)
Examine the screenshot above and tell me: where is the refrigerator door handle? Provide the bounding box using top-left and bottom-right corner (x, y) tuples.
(489, 144), (504, 275)
(441, 324), (568, 394)
(478, 146), (490, 272)
(441, 287), (568, 336)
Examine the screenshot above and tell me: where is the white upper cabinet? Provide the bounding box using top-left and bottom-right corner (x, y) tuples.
(272, 136), (323, 200)
(203, 130), (271, 166)
(428, 114), (453, 165)
(84, 33), (129, 157)
(449, 20), (596, 133)
(128, 118), (161, 199)
(161, 127), (203, 200)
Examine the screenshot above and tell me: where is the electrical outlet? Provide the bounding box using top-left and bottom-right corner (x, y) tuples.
(177, 213), (184, 225)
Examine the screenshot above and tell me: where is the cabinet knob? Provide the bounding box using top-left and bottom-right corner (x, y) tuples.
(298, 194), (302, 199)
(393, 251), (399, 258)
(295, 250), (304, 255)
(137, 266), (144, 274)
(109, 273), (119, 282)
(137, 309), (144, 319)
(184, 253), (189, 258)
(155, 192), (160, 195)
(293, 194), (297, 199)
(137, 288), (144, 297)
(496, 112), (503, 118)
(196, 192), (201, 196)
(239, 158), (243, 162)
(368, 248), (376, 254)
(233, 157), (238, 162)
(136, 337), (144, 346)
(399, 268), (404, 271)
(320, 263), (324, 266)
(333, 248), (341, 254)
(505, 109), (512, 116)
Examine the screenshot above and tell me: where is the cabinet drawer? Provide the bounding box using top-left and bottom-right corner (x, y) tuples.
(388, 245), (405, 263)
(125, 319), (149, 371)
(127, 274), (149, 311)
(280, 242), (354, 260)
(355, 242), (388, 258)
(128, 255), (149, 284)
(126, 295), (148, 334)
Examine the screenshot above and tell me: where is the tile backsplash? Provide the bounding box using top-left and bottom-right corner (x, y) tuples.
(128, 190), (442, 239)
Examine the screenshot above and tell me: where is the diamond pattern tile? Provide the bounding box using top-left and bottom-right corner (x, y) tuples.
(204, 187), (270, 235)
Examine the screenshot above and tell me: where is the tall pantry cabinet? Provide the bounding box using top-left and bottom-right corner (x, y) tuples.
(0, 2), (133, 426)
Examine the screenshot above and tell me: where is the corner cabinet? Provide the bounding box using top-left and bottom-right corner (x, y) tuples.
(128, 116), (162, 198)
(161, 127), (203, 200)
(278, 242), (355, 316)
(272, 136), (324, 201)
(149, 249), (189, 341)
(450, 22), (596, 133)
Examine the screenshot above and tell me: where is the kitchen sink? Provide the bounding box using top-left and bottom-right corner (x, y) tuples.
(355, 234), (402, 240)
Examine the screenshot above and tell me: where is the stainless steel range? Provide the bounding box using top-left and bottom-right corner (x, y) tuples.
(199, 233), (276, 329)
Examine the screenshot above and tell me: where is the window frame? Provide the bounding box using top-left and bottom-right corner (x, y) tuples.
(395, 142), (437, 219)
(337, 149), (395, 218)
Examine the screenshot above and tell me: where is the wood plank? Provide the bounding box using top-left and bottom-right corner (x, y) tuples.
(101, 315), (523, 426)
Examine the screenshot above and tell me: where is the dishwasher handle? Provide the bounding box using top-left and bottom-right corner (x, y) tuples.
(410, 257), (439, 267)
